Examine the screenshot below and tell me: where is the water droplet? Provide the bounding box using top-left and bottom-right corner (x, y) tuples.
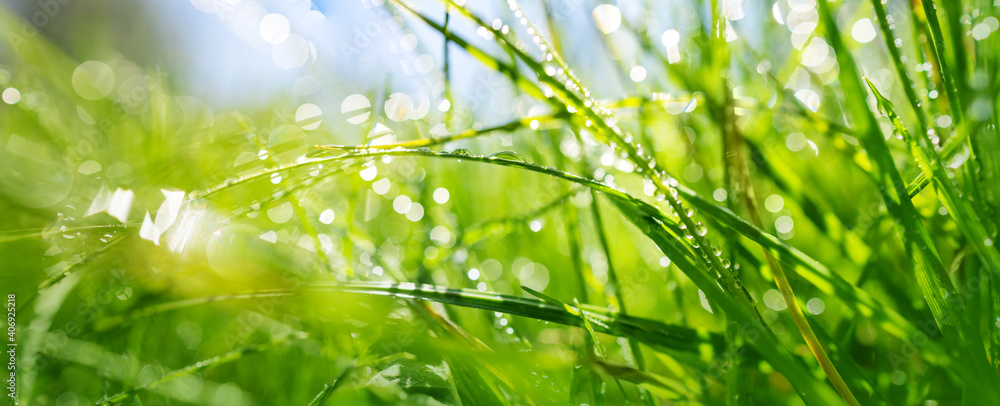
(260, 13), (290, 44)
(591, 4), (622, 34)
(342, 94), (371, 124)
(543, 64), (557, 76)
(765, 195), (784, 213)
(775, 216), (795, 233)
(295, 103), (322, 130)
(359, 165), (377, 181)
(2, 87), (20, 104)
(372, 178), (390, 195)
(432, 188), (450, 204)
(393, 195), (412, 214)
(713, 188), (728, 202)
(385, 93), (413, 122)
(72, 61), (115, 100)
(851, 18), (876, 43)
(272, 34), (310, 69)
(319, 209), (335, 224)
(629, 66), (647, 82)
(764, 289), (787, 311)
(806, 298), (825, 315)
(489, 150), (526, 163)
(891, 370), (907, 385)
(794, 89), (821, 112)
(972, 23), (991, 40)
(529, 220), (543, 232)
(267, 202), (293, 224)
(405, 202), (424, 222)
(78, 160), (102, 175)
(661, 29), (681, 48)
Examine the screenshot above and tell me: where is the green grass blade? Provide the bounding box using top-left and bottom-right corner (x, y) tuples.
(816, 0), (1000, 402)
(865, 78), (1000, 275)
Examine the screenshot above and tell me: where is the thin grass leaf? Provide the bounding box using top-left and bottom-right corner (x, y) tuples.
(97, 333), (307, 405)
(866, 78), (1000, 275)
(307, 365), (356, 406)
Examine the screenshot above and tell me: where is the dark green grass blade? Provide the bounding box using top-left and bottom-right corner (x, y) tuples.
(98, 282), (726, 359)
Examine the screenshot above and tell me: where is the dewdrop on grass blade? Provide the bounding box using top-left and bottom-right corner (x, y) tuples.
(488, 151), (526, 163)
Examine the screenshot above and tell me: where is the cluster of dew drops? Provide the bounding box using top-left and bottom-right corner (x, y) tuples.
(487, 0), (734, 277)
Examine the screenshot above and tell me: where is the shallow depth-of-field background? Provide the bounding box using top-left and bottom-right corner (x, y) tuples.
(2, 0), (1000, 404)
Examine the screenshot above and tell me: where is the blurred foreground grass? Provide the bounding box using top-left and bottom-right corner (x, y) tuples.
(2, 0), (1000, 404)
